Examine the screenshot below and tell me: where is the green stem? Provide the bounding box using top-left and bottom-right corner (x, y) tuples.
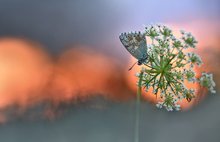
(134, 71), (144, 142)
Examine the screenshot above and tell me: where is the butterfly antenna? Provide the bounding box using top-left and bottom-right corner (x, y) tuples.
(128, 61), (138, 71)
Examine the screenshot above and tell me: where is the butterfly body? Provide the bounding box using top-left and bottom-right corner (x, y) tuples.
(119, 32), (148, 66)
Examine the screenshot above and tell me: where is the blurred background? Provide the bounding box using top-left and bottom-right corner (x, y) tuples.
(0, 0), (220, 142)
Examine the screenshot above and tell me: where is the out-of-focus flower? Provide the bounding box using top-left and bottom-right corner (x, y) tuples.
(199, 73), (216, 94)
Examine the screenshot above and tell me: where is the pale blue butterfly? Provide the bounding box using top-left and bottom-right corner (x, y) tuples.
(119, 31), (148, 70)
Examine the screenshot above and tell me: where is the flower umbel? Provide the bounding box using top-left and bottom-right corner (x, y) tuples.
(123, 24), (216, 111)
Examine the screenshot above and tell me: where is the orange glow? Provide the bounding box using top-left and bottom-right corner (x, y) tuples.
(0, 39), (133, 122)
(0, 39), (133, 123)
(47, 46), (133, 105)
(0, 38), (52, 109)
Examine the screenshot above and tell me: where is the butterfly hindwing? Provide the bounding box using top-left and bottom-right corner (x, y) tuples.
(119, 32), (148, 61)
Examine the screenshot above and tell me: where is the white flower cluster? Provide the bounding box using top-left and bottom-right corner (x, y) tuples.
(181, 31), (198, 48)
(121, 24), (216, 111)
(143, 24), (215, 111)
(184, 69), (196, 82)
(156, 94), (180, 111)
(199, 73), (216, 94)
(187, 53), (203, 67)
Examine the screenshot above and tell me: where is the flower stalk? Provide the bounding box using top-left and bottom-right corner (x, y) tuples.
(134, 70), (144, 142)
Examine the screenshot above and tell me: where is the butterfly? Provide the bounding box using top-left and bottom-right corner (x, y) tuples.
(119, 31), (148, 70)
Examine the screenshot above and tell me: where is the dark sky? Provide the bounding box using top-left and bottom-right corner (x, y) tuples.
(0, 0), (219, 55)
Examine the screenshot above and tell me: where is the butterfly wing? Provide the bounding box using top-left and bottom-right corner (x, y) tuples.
(119, 32), (148, 61)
